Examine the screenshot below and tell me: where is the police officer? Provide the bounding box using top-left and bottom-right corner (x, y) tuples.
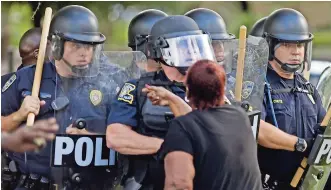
(1, 27), (50, 132)
(184, 8), (235, 66)
(249, 17), (267, 37)
(256, 8), (326, 189)
(1, 5), (122, 190)
(106, 15), (215, 189)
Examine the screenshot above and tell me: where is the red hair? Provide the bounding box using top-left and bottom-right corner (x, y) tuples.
(186, 59), (226, 110)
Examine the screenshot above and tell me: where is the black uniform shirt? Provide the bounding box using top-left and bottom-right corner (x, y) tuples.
(160, 105), (263, 190)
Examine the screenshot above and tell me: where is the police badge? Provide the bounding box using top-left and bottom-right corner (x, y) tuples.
(90, 90), (103, 106)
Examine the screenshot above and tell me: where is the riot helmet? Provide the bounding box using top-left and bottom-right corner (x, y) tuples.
(184, 8), (234, 40)
(49, 5), (106, 77)
(184, 8), (235, 68)
(149, 15), (215, 75)
(128, 9), (168, 57)
(263, 8), (313, 73)
(249, 17), (267, 37)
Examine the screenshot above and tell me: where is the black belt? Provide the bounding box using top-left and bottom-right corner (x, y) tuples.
(14, 173), (57, 190)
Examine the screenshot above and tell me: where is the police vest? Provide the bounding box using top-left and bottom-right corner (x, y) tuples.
(136, 71), (178, 138)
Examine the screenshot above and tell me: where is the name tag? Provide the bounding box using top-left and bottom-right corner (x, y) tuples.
(51, 134), (116, 168)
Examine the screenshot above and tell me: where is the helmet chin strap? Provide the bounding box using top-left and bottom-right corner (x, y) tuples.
(272, 55), (303, 73)
(173, 67), (187, 90)
(62, 57), (73, 70)
(176, 67), (188, 76)
(159, 60), (187, 86)
(159, 59), (187, 77)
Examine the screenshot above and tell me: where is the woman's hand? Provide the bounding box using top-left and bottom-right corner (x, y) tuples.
(142, 84), (175, 106)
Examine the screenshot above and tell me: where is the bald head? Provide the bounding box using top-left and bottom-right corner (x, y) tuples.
(19, 28), (42, 67)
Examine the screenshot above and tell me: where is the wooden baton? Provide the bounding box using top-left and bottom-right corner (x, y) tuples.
(235, 26), (247, 102)
(26, 7), (52, 147)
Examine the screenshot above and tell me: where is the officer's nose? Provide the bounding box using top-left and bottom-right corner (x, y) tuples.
(78, 48), (88, 57)
(291, 47), (301, 55)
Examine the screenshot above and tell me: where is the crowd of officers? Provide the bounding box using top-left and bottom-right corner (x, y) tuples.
(1, 4), (329, 190)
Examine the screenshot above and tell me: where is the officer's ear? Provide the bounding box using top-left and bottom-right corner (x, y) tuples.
(33, 49), (39, 59)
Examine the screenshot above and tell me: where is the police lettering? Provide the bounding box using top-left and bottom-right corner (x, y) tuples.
(52, 135), (116, 167)
(251, 114), (259, 140)
(248, 110), (261, 140)
(314, 139), (331, 165)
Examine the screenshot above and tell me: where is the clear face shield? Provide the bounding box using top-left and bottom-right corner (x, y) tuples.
(60, 41), (103, 78)
(317, 66), (331, 109)
(160, 34), (216, 68)
(298, 40), (313, 73)
(211, 39), (236, 74)
(273, 40), (313, 74)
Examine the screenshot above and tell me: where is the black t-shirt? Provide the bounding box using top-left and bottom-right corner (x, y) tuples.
(160, 105), (262, 190)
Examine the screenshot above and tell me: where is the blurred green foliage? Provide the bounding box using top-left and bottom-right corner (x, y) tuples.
(2, 2), (33, 47)
(313, 31), (331, 46)
(8, 3), (33, 46)
(1, 1), (331, 58)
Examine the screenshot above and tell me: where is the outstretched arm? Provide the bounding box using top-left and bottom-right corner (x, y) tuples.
(106, 123), (163, 155)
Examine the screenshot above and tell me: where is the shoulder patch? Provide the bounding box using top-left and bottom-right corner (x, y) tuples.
(118, 83), (136, 104)
(2, 74), (16, 93)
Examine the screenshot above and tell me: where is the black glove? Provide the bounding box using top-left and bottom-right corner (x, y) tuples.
(314, 123), (326, 137)
(231, 100), (252, 112)
(303, 138), (315, 157)
(241, 101), (252, 112)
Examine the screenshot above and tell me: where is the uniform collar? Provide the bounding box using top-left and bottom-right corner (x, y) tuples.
(155, 70), (169, 81)
(16, 64), (24, 71)
(267, 66), (297, 84)
(41, 61), (57, 81)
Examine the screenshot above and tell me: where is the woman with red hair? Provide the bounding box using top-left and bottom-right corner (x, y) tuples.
(143, 59), (262, 190)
